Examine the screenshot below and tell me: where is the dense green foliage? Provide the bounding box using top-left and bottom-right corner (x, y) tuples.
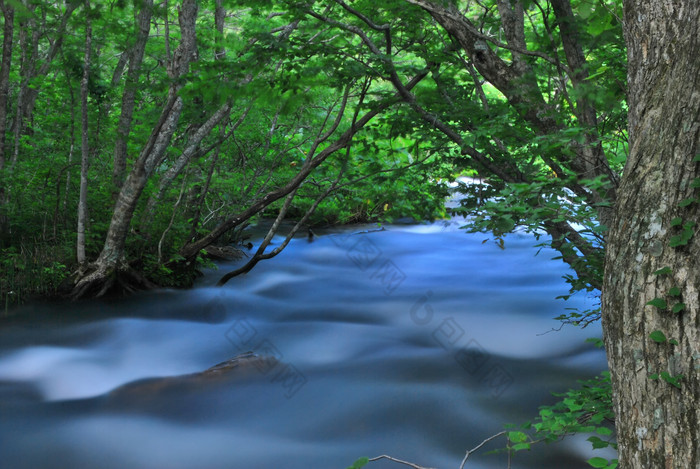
(0, 0), (452, 303)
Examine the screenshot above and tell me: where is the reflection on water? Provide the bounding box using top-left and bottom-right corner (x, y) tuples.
(0, 221), (609, 468)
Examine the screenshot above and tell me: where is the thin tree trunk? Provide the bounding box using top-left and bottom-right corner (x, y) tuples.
(0, 1), (14, 169)
(140, 101), (232, 223)
(214, 0), (225, 60)
(0, 1), (14, 235)
(112, 0), (153, 189)
(188, 0), (227, 242)
(76, 0), (92, 266)
(550, 0), (617, 217)
(9, 1), (77, 168)
(63, 58), (76, 215)
(10, 3), (34, 169)
(22, 2), (78, 129)
(602, 1), (700, 467)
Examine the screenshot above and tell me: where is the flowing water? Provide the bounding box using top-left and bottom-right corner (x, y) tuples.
(0, 220), (610, 468)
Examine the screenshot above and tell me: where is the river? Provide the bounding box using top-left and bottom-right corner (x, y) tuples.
(0, 219), (610, 468)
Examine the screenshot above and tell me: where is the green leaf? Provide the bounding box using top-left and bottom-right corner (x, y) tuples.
(694, 154), (700, 162)
(586, 337), (604, 348)
(346, 457), (369, 469)
(649, 330), (667, 343)
(670, 217), (683, 226)
(648, 373), (659, 380)
(690, 178), (700, 189)
(495, 215), (515, 233)
(668, 287), (681, 296)
(646, 298), (667, 309)
(512, 442), (531, 451)
(672, 303), (686, 314)
(578, 2), (594, 19)
(588, 457), (611, 468)
(669, 235), (687, 247)
(596, 426), (613, 436)
(669, 224), (694, 247)
(669, 339), (679, 345)
(678, 197), (696, 207)
(564, 400), (584, 411)
(660, 372), (682, 389)
(653, 267), (672, 276)
(669, 236), (683, 247)
(588, 436), (610, 449)
(508, 431), (528, 443)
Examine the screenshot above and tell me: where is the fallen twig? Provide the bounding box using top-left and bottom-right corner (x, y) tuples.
(368, 455), (436, 469)
(364, 430), (510, 469)
(459, 431), (507, 469)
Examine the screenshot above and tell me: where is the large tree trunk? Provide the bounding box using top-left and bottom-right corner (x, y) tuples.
(602, 1), (700, 467)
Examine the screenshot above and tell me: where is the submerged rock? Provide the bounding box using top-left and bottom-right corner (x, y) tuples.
(104, 351), (264, 406)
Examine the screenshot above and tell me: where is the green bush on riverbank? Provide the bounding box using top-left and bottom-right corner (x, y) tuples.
(0, 169), (449, 311)
(1, 244), (70, 313)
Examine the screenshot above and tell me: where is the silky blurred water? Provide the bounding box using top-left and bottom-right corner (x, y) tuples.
(0, 220), (610, 469)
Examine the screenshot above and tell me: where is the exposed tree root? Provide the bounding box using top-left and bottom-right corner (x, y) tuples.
(70, 264), (158, 301)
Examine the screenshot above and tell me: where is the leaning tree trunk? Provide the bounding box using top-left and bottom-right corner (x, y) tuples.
(601, 1), (700, 467)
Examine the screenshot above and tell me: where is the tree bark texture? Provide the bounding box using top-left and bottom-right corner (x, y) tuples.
(76, 0), (92, 266)
(112, 0), (154, 189)
(602, 1), (700, 467)
(0, 1), (14, 235)
(10, 3), (35, 168)
(0, 1), (13, 169)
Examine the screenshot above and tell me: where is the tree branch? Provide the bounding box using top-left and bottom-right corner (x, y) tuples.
(459, 431), (507, 469)
(179, 71), (429, 260)
(216, 168), (344, 286)
(407, 0), (568, 73)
